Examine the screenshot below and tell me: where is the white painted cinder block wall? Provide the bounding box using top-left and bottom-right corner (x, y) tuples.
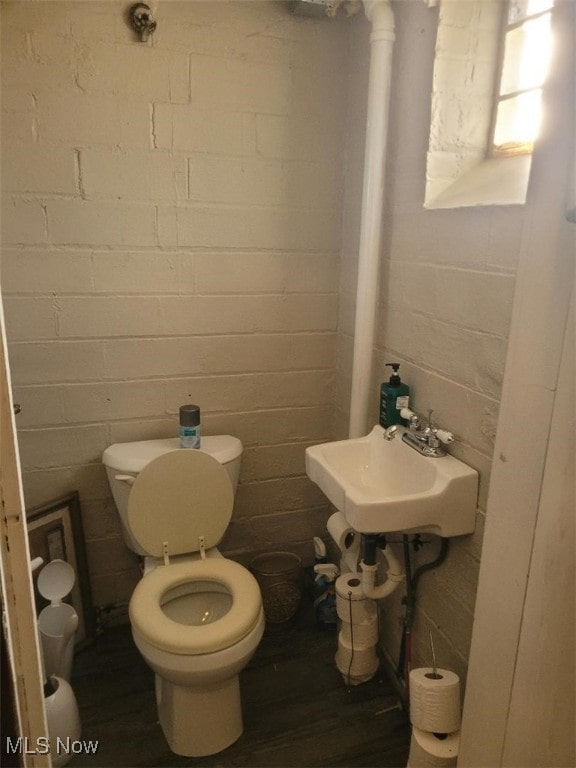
(338, 4), (528, 686)
(0, 0), (348, 607)
(0, 0), (541, 689)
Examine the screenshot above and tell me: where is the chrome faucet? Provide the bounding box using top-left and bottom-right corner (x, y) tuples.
(399, 408), (454, 457)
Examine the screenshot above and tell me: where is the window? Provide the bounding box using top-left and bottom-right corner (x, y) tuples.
(491, 0), (554, 157)
(424, 0), (556, 209)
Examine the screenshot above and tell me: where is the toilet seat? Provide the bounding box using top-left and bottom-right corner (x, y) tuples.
(130, 558), (262, 655)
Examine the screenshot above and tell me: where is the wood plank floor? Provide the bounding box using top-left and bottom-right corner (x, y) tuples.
(71, 597), (410, 768)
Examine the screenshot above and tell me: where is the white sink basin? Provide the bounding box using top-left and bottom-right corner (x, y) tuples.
(305, 425), (478, 537)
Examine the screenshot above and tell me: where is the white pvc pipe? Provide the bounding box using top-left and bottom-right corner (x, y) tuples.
(360, 546), (405, 600)
(349, 0), (395, 439)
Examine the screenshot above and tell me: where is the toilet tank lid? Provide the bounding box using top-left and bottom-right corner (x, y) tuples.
(102, 435), (242, 474)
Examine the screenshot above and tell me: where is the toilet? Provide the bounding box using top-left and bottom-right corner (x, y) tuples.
(102, 437), (264, 757)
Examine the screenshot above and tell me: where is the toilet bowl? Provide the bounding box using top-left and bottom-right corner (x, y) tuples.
(102, 438), (264, 757)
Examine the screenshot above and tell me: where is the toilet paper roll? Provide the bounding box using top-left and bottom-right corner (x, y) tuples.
(335, 653), (378, 685)
(336, 595), (377, 624)
(408, 727), (459, 768)
(335, 572), (366, 600)
(336, 573), (377, 623)
(409, 668), (461, 733)
(335, 634), (379, 683)
(336, 632), (378, 667)
(336, 593), (378, 624)
(327, 512), (360, 571)
(340, 614), (378, 646)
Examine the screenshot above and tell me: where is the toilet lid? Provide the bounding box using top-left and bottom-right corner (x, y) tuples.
(127, 450), (234, 558)
(129, 558), (262, 654)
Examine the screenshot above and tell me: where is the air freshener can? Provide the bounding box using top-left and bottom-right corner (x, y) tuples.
(179, 404), (201, 448)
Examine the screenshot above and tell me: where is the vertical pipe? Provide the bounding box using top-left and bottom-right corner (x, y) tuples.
(349, 0), (395, 438)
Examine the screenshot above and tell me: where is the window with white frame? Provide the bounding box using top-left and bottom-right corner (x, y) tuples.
(491, 0), (554, 157)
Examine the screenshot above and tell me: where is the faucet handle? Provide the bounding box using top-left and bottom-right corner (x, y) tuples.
(423, 410), (455, 449)
(425, 410), (454, 445)
(400, 407), (420, 429)
(435, 429), (454, 445)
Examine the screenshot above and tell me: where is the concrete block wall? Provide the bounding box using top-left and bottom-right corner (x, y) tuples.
(1, 0), (541, 693)
(0, 0), (348, 608)
(380, 3), (526, 686)
(337, 4), (525, 686)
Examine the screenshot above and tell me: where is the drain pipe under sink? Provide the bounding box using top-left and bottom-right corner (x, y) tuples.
(360, 534), (405, 600)
(349, 0), (396, 439)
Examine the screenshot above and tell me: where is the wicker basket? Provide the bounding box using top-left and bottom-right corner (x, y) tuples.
(250, 551), (303, 623)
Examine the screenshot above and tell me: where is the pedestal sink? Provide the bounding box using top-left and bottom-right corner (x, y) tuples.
(305, 425), (478, 537)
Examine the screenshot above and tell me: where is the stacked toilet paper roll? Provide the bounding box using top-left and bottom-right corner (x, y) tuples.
(327, 511), (360, 572)
(408, 729), (460, 768)
(409, 668), (461, 733)
(340, 614), (378, 646)
(335, 573), (377, 622)
(334, 572), (379, 685)
(335, 634), (379, 684)
(407, 668), (461, 768)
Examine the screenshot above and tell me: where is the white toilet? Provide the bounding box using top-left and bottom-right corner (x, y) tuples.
(102, 437), (265, 758)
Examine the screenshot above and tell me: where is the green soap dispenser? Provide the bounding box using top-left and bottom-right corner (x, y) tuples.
(380, 363), (410, 428)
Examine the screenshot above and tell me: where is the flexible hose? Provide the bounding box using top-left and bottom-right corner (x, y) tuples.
(411, 537), (449, 596)
(399, 537), (450, 700)
(397, 535), (414, 688)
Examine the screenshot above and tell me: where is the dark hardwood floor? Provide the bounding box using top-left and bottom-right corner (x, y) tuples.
(71, 597), (410, 768)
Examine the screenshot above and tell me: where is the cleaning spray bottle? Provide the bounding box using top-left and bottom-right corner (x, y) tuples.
(313, 563), (339, 630)
(313, 536), (327, 565)
(379, 362), (410, 428)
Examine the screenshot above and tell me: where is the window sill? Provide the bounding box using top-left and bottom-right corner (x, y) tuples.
(424, 155), (532, 210)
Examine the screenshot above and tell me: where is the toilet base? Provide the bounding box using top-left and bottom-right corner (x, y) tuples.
(156, 672), (243, 757)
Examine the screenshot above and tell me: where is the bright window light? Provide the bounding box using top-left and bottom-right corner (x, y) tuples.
(491, 0), (554, 156)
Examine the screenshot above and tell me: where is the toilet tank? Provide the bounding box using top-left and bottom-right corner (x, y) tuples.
(102, 436), (242, 555)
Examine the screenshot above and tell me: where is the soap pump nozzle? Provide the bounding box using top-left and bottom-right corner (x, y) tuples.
(385, 362), (401, 386)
